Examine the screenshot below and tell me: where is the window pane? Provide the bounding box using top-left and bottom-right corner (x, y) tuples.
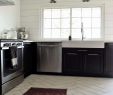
(92, 18), (101, 28)
(52, 19), (60, 28)
(61, 29), (70, 38)
(43, 8), (102, 39)
(82, 18), (91, 28)
(82, 8), (91, 17)
(52, 9), (60, 18)
(72, 18), (81, 28)
(44, 19), (51, 28)
(61, 9), (70, 18)
(61, 19), (70, 28)
(84, 28), (91, 39)
(92, 8), (101, 17)
(92, 28), (101, 38)
(72, 8), (81, 17)
(43, 29), (51, 38)
(72, 29), (82, 38)
(52, 29), (60, 38)
(44, 9), (51, 18)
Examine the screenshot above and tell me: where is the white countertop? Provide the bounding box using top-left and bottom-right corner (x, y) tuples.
(24, 39), (113, 42)
(23, 39), (113, 48)
(23, 40), (33, 42)
(62, 41), (104, 48)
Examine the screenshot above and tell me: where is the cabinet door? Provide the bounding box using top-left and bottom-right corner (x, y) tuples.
(24, 43), (32, 77)
(62, 49), (83, 74)
(23, 42), (37, 77)
(84, 53), (103, 74)
(104, 43), (113, 77)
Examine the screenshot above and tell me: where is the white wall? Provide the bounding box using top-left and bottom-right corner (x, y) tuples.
(20, 0), (113, 41)
(0, 0), (20, 32)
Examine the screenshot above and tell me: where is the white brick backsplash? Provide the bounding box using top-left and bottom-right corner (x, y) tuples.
(20, 0), (113, 41)
(21, 10), (39, 16)
(105, 28), (113, 35)
(21, 16), (39, 23)
(105, 35), (113, 41)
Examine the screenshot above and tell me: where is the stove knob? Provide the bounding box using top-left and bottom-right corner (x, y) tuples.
(3, 43), (9, 47)
(12, 43), (16, 46)
(17, 43), (22, 46)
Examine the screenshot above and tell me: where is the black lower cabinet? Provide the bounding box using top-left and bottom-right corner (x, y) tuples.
(23, 43), (113, 78)
(62, 48), (104, 76)
(84, 50), (103, 75)
(62, 48), (83, 74)
(104, 43), (113, 77)
(23, 42), (37, 77)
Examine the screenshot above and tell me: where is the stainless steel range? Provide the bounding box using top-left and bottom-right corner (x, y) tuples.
(0, 40), (24, 95)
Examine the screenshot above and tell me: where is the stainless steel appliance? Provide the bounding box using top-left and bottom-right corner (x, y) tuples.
(37, 42), (62, 73)
(0, 40), (24, 95)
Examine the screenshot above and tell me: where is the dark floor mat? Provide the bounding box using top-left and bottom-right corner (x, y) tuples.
(23, 88), (67, 95)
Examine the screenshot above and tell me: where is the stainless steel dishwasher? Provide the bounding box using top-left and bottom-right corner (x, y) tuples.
(37, 42), (62, 73)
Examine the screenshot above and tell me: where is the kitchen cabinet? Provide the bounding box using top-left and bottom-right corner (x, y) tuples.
(62, 48), (83, 74)
(104, 43), (113, 77)
(62, 48), (104, 76)
(84, 49), (104, 75)
(23, 42), (37, 77)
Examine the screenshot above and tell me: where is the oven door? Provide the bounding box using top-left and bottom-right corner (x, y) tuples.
(1, 46), (23, 84)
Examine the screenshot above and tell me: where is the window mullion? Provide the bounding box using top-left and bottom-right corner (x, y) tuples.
(51, 9), (52, 38)
(91, 8), (92, 39)
(81, 8), (83, 40)
(70, 8), (72, 38)
(60, 9), (61, 39)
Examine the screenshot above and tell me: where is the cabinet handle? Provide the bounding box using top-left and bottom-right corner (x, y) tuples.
(67, 53), (78, 55)
(88, 54), (99, 56)
(78, 50), (88, 52)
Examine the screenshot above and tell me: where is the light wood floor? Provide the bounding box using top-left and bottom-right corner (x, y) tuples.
(5, 74), (113, 95)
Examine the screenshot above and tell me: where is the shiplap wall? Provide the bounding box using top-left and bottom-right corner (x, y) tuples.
(0, 0), (20, 32)
(20, 0), (113, 41)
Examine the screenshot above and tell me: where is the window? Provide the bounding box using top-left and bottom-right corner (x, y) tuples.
(43, 7), (102, 40)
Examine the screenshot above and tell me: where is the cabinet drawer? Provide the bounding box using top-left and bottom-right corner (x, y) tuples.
(87, 48), (104, 55)
(62, 48), (78, 53)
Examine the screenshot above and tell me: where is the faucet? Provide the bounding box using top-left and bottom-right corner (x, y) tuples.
(81, 22), (84, 41)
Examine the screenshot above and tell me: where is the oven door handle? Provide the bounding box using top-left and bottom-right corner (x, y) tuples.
(1, 47), (9, 50)
(17, 46), (24, 49)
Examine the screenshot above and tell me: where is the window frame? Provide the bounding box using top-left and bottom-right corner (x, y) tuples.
(40, 5), (105, 41)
